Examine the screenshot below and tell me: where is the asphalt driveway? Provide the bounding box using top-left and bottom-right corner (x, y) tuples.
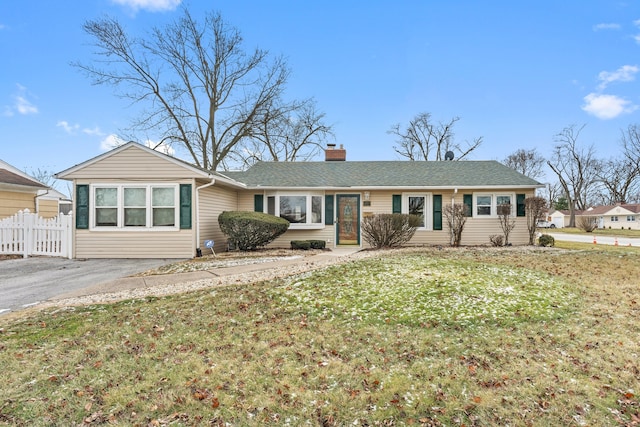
(0, 257), (181, 316)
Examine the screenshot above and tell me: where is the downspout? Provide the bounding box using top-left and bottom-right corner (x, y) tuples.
(195, 178), (216, 257)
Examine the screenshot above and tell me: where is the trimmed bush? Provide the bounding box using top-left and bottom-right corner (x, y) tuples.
(218, 211), (289, 251)
(361, 213), (421, 249)
(290, 240), (311, 250)
(538, 234), (555, 247)
(290, 240), (326, 250)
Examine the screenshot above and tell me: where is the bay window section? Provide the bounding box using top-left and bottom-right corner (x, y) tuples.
(264, 193), (324, 228)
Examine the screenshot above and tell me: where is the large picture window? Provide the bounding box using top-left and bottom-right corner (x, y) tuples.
(264, 193), (324, 228)
(92, 184), (178, 229)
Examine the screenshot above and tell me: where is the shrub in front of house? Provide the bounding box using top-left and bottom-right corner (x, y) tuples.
(577, 215), (597, 232)
(538, 234), (555, 247)
(489, 234), (504, 247)
(361, 213), (421, 249)
(291, 240), (326, 250)
(218, 211), (289, 251)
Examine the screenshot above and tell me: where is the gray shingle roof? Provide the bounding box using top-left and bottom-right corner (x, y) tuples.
(223, 161), (542, 189)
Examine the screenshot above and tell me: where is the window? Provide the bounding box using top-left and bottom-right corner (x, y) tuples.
(627, 215), (636, 222)
(401, 193), (431, 229)
(476, 195), (492, 216)
(95, 187), (118, 226)
(124, 187), (146, 226)
(474, 193), (516, 218)
(152, 187), (176, 226)
(264, 192), (324, 227)
(92, 184), (178, 229)
(611, 216), (619, 222)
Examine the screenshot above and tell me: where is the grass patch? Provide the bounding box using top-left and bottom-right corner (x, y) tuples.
(1, 247), (639, 426)
(273, 255), (574, 328)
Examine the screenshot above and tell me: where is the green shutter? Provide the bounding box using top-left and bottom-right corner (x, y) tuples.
(76, 184), (89, 229)
(179, 184), (192, 229)
(392, 194), (402, 214)
(516, 194), (526, 217)
(254, 194), (264, 212)
(433, 195), (443, 230)
(463, 194), (473, 217)
(325, 195), (334, 225)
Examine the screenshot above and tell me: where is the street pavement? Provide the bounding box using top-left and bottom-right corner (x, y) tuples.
(547, 232), (640, 247)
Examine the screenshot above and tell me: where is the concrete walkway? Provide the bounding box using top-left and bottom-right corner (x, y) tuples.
(48, 247), (362, 303)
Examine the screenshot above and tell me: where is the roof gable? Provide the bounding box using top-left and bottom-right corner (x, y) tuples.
(0, 159), (48, 190)
(223, 160), (543, 189)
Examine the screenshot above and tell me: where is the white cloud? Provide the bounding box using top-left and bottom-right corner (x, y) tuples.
(110, 0), (181, 12)
(57, 121), (80, 134)
(597, 65), (639, 90)
(144, 139), (175, 156)
(582, 93), (638, 119)
(100, 134), (127, 151)
(593, 23), (621, 31)
(82, 126), (105, 136)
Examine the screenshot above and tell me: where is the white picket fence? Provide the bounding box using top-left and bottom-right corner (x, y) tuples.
(0, 209), (72, 259)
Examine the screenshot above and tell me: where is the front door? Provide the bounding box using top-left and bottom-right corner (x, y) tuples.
(336, 194), (360, 245)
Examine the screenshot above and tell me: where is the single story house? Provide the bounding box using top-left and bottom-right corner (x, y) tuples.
(55, 142), (544, 259)
(583, 204), (640, 230)
(0, 159), (67, 219)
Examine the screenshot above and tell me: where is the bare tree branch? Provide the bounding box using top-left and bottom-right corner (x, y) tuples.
(74, 9), (324, 171)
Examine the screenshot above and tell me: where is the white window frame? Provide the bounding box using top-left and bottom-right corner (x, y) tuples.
(265, 191), (325, 229)
(402, 193), (432, 230)
(473, 193), (516, 218)
(626, 215), (635, 222)
(611, 216), (619, 222)
(90, 184), (179, 231)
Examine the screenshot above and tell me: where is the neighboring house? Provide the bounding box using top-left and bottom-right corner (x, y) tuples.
(55, 142), (543, 259)
(581, 204), (640, 230)
(0, 159), (64, 219)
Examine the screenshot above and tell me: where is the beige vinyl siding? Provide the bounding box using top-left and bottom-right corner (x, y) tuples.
(197, 184), (238, 251)
(74, 229), (194, 258)
(37, 199), (59, 219)
(63, 145), (200, 180)
(73, 178), (196, 258)
(0, 190), (36, 219)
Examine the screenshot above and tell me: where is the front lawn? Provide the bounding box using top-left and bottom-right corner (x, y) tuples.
(1, 247), (639, 426)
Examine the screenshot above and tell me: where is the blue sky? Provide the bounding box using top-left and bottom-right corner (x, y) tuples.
(2, 0), (640, 190)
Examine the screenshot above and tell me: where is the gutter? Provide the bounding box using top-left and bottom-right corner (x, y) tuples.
(195, 178), (216, 256)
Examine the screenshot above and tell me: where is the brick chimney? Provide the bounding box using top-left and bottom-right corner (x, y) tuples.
(325, 143), (346, 161)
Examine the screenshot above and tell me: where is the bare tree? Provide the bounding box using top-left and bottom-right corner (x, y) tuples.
(444, 203), (467, 246)
(231, 98), (334, 168)
(525, 196), (547, 245)
(595, 157), (640, 204)
(503, 148), (546, 179)
(75, 9), (317, 171)
(497, 203), (516, 245)
(389, 113), (482, 161)
(547, 125), (601, 227)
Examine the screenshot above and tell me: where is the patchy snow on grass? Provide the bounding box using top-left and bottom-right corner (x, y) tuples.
(273, 254), (575, 327)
